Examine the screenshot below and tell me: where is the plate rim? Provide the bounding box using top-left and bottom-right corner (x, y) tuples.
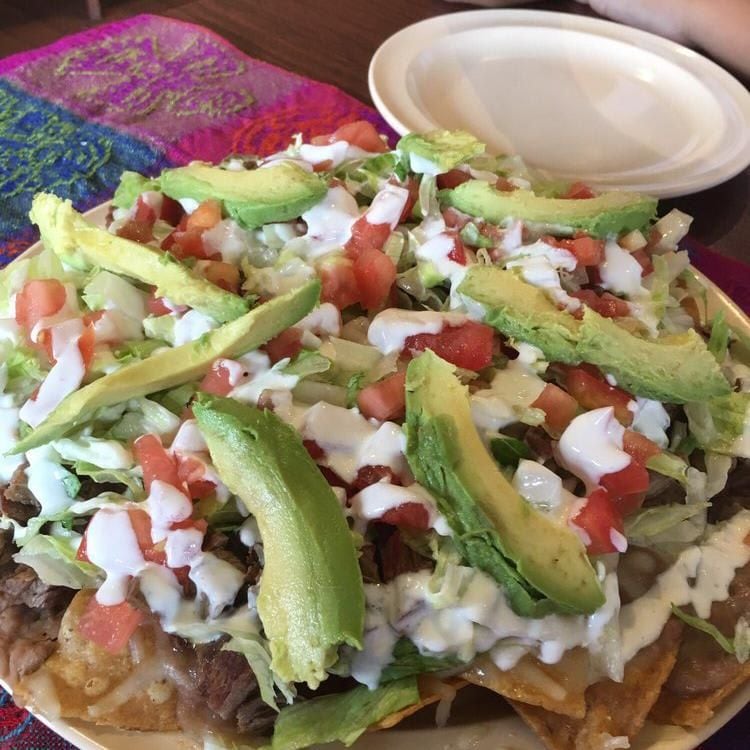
(368, 8), (750, 198)
(2, 201), (748, 750)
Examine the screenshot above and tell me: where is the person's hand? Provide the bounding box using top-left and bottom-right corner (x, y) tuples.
(573, 0), (691, 42)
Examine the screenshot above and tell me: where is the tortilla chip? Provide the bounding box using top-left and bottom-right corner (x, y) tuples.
(372, 675), (467, 730)
(16, 590), (179, 731)
(462, 649), (589, 719)
(650, 660), (750, 729)
(510, 619), (683, 750)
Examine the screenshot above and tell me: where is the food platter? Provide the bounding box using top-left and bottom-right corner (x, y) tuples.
(368, 10), (750, 198)
(3, 201), (748, 749)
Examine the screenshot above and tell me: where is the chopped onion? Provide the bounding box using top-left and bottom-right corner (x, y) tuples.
(620, 229), (647, 252)
(652, 209), (693, 250)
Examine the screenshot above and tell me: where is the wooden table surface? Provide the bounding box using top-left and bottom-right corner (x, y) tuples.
(0, 0), (748, 259)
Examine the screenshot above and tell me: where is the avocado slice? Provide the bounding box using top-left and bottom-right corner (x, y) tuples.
(443, 180), (657, 238)
(193, 394), (364, 688)
(578, 308), (730, 403)
(458, 266), (730, 404)
(11, 281), (320, 453)
(112, 171), (160, 209)
(405, 351), (604, 616)
(397, 129), (485, 173)
(159, 161), (327, 229)
(30, 193), (247, 323)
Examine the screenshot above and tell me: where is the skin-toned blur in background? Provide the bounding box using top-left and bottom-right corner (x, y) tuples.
(449, 0), (750, 77)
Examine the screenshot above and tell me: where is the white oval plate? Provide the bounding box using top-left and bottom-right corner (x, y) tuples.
(369, 10), (750, 197)
(2, 202), (749, 749)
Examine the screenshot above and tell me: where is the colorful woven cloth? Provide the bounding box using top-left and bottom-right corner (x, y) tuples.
(0, 12), (748, 750)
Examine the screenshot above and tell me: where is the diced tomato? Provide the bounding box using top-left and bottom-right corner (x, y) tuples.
(447, 234), (467, 264)
(601, 461), (649, 499)
(77, 596), (144, 654)
(380, 502), (430, 532)
(563, 366), (633, 425)
(77, 321), (96, 370)
(199, 360), (236, 396)
(160, 195), (184, 226)
(147, 293), (173, 317)
(564, 182), (595, 199)
(357, 371), (406, 422)
(171, 518), (208, 534)
(531, 383), (578, 435)
(622, 430), (661, 464)
(14, 279), (66, 333)
(116, 219), (154, 243)
(352, 465), (400, 492)
(441, 207), (470, 230)
(167, 229), (217, 260)
(133, 434), (184, 493)
(353, 247), (396, 311)
(125, 508), (165, 564)
(632, 248), (654, 275)
(133, 195), (157, 225)
(436, 169), (471, 190)
(345, 216), (392, 259)
(570, 289), (630, 318)
(495, 177), (516, 192)
(263, 327), (303, 363)
(177, 455), (216, 500)
(571, 488), (623, 555)
(319, 259), (360, 310)
(303, 439), (325, 461)
(557, 235), (604, 266)
(614, 491), (647, 517)
(312, 120), (388, 153)
(186, 199), (222, 232)
(195, 260), (240, 293)
(396, 177), (418, 223)
(76, 533), (89, 562)
(405, 321), (494, 371)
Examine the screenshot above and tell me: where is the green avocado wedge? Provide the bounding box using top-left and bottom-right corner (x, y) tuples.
(10, 281), (320, 454)
(159, 161), (327, 229)
(30, 193), (247, 323)
(269, 677), (419, 750)
(397, 129), (485, 173)
(405, 351), (604, 616)
(193, 394), (364, 689)
(444, 180), (657, 238)
(458, 266), (730, 404)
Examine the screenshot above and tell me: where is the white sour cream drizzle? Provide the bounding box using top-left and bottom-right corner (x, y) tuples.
(26, 444), (76, 516)
(558, 407), (631, 490)
(19, 318), (87, 428)
(470, 358), (545, 433)
(629, 397), (671, 449)
(512, 460), (580, 523)
(296, 303), (342, 337)
(599, 238), (644, 297)
(297, 185), (359, 259)
(298, 140), (374, 168)
(0, 407), (24, 483)
(367, 309), (469, 355)
(620, 511), (750, 661)
(351, 566), (620, 689)
(365, 184), (409, 228)
(348, 482), (450, 535)
(172, 309), (219, 347)
(300, 402), (410, 483)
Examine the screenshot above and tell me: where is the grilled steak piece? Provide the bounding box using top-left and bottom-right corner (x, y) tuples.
(1, 465), (40, 524)
(666, 562), (750, 696)
(196, 642), (259, 719)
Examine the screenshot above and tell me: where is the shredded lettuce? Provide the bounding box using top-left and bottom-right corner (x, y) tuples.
(380, 638), (462, 682)
(646, 451), (689, 487)
(152, 383), (196, 415)
(685, 392), (750, 458)
(107, 397), (181, 441)
(83, 270), (149, 319)
(345, 372), (365, 408)
(415, 174), (440, 222)
(624, 502), (711, 542)
(113, 338), (168, 364)
(223, 636), (295, 711)
(489, 435), (532, 468)
(671, 606), (748, 663)
(269, 677), (419, 750)
(13, 532), (101, 588)
(708, 311), (730, 363)
(52, 436), (134, 470)
(283, 351), (331, 379)
(3, 345), (46, 399)
(459, 222), (494, 249)
(74, 461), (144, 497)
(143, 314), (177, 344)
